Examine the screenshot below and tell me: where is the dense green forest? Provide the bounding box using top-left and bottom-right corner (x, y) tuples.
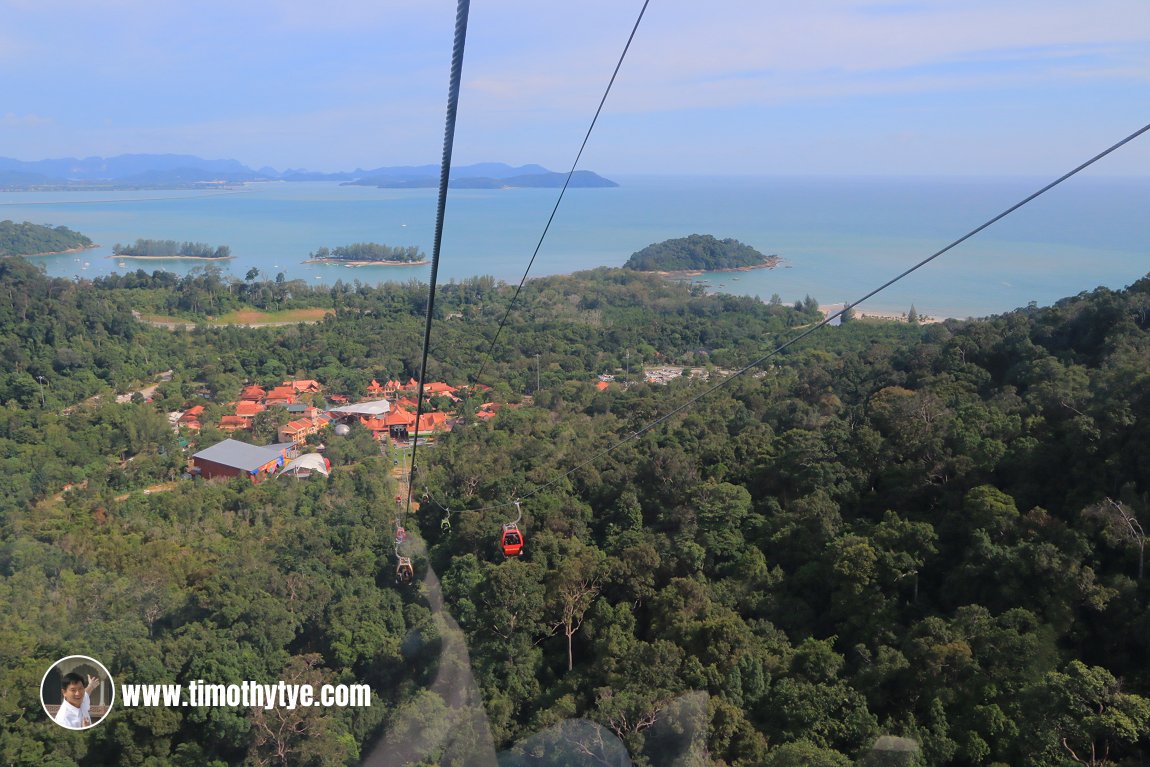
(113, 239), (232, 259)
(0, 256), (1148, 766)
(307, 244), (426, 263)
(0, 220), (93, 258)
(624, 234), (772, 272)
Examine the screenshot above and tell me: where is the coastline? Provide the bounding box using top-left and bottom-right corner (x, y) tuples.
(653, 255), (782, 278)
(10, 244), (98, 258)
(303, 258), (430, 267)
(111, 254), (235, 261)
(819, 302), (947, 324)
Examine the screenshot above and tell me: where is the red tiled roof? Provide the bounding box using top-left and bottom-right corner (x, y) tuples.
(383, 409), (417, 427)
(265, 386), (297, 402)
(239, 385), (266, 401)
(359, 416), (390, 432)
(219, 415), (250, 431)
(285, 379), (322, 392)
(235, 401), (265, 417)
(416, 412), (449, 432)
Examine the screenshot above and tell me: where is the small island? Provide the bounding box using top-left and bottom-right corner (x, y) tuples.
(1, 220), (95, 258)
(113, 239), (233, 260)
(304, 243), (428, 266)
(623, 234), (780, 274)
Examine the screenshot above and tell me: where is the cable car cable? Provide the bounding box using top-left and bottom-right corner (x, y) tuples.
(472, 0), (652, 389)
(404, 0), (472, 523)
(427, 120), (1150, 513)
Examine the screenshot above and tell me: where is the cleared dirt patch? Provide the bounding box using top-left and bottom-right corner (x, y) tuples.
(216, 308), (333, 325)
(137, 308), (333, 328)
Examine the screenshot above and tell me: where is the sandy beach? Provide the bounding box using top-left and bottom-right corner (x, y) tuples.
(303, 258), (430, 267)
(12, 244), (99, 258)
(655, 254), (783, 278)
(819, 302), (946, 324)
(111, 254), (234, 261)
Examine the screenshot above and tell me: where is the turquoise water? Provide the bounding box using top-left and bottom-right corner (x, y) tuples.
(2, 175), (1146, 317)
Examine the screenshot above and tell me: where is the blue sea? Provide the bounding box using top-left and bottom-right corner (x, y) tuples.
(2, 175), (1146, 318)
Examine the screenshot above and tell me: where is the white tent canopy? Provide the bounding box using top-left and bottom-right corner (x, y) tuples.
(280, 453), (330, 477)
(328, 399), (391, 416)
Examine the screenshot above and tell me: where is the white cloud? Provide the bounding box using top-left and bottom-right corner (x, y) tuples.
(458, 0), (1150, 117)
(1, 112), (54, 128)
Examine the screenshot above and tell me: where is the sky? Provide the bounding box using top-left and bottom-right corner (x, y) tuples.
(2, 0), (1149, 176)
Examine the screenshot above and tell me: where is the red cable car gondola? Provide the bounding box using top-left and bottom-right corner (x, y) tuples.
(500, 501), (525, 557)
(500, 523), (524, 557)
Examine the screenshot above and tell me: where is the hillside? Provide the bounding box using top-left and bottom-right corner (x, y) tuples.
(0, 220), (93, 257)
(347, 166), (618, 189)
(0, 259), (1148, 765)
(624, 233), (775, 272)
(0, 154), (617, 190)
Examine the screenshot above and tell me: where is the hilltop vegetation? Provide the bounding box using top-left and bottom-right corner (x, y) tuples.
(624, 234), (773, 272)
(306, 243), (426, 263)
(0, 257), (1148, 766)
(0, 220), (92, 257)
(113, 238), (232, 259)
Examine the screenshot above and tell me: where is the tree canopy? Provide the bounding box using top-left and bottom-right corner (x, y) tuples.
(1, 256), (1148, 766)
(624, 234), (771, 272)
(113, 239), (231, 259)
(307, 243), (425, 263)
(0, 220), (92, 258)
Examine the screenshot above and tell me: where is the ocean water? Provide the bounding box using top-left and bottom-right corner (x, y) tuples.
(2, 175), (1146, 318)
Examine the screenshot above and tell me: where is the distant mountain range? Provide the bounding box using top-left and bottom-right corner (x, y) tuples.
(0, 155), (617, 189)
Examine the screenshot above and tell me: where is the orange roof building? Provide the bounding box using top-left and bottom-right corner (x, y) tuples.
(239, 385), (266, 402)
(235, 401), (265, 418)
(383, 409), (417, 428)
(219, 415), (251, 432)
(265, 386), (298, 406)
(285, 379), (322, 394)
(358, 416), (390, 434)
(178, 405), (205, 430)
(424, 382), (456, 395)
(366, 379), (386, 395)
(279, 418), (320, 444)
(415, 412), (450, 433)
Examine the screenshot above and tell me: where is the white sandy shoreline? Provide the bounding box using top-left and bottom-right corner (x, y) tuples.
(819, 302), (947, 323)
(302, 259), (429, 267)
(110, 255), (235, 261)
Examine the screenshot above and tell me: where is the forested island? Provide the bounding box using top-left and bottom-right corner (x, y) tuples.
(624, 233), (779, 273)
(112, 238), (232, 260)
(0, 220), (93, 257)
(1, 256), (1149, 766)
(304, 242), (428, 266)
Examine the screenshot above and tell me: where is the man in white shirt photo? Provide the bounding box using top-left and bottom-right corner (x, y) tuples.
(53, 672), (100, 729)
